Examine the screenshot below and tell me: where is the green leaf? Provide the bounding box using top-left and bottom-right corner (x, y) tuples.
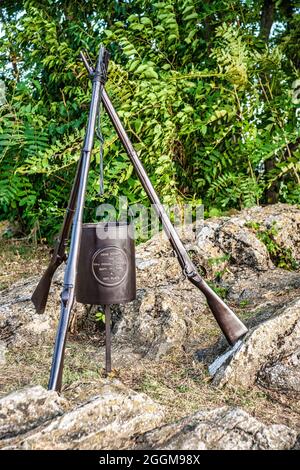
(143, 68), (159, 79)
(135, 64), (148, 74)
(134, 119), (143, 133)
(127, 14), (138, 22)
(184, 13), (198, 20)
(201, 125), (207, 135)
(140, 17), (152, 25)
(128, 60), (140, 72)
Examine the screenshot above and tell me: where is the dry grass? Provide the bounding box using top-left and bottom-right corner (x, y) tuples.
(117, 351), (300, 429)
(2, 336), (299, 431)
(0, 242), (299, 433)
(0, 239), (49, 290)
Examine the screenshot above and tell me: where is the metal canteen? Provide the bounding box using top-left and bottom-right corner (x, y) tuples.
(76, 221), (136, 305)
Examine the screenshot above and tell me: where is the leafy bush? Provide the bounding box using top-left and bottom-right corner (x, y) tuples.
(0, 1), (299, 240)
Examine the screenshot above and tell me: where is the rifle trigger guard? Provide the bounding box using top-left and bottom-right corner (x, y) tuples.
(182, 265), (197, 281)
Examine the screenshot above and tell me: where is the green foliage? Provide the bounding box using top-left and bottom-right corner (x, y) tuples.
(207, 281), (229, 299)
(207, 254), (230, 281)
(0, 1), (299, 240)
(207, 254), (231, 266)
(95, 309), (105, 324)
(246, 221), (299, 270)
(239, 300), (250, 308)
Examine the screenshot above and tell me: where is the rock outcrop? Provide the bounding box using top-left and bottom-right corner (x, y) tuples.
(0, 382), (164, 450)
(135, 406), (297, 450)
(211, 298), (300, 389)
(0, 203), (300, 449)
(258, 351), (300, 394)
(0, 386), (67, 440)
(0, 385), (297, 450)
(1, 204), (300, 365)
(196, 203), (300, 276)
(115, 203), (300, 361)
(0, 341), (6, 366)
(0, 270), (85, 350)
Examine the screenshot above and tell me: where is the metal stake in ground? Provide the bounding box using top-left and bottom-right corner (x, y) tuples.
(105, 305), (112, 375)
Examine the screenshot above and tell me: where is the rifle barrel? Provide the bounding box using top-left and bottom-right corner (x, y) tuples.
(48, 47), (109, 392)
(102, 89), (248, 345)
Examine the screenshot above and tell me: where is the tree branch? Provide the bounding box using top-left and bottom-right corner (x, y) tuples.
(259, 0), (276, 41)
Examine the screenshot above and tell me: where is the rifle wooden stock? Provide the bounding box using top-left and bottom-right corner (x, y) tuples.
(31, 156), (83, 314)
(188, 274), (248, 344)
(31, 261), (61, 314)
(102, 89), (248, 345)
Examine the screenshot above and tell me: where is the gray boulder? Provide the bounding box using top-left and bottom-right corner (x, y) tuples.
(114, 203), (300, 361)
(211, 299), (300, 388)
(135, 406), (297, 450)
(2, 203), (300, 364)
(0, 386), (67, 442)
(0, 268), (85, 350)
(258, 350), (300, 394)
(2, 381), (164, 450)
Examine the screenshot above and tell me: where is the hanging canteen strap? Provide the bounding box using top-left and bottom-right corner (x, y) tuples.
(96, 102), (105, 196)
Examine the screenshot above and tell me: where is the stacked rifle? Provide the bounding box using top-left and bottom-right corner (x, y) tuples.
(31, 46), (248, 392)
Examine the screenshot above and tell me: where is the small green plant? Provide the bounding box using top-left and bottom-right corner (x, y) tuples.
(239, 310), (256, 321)
(207, 255), (231, 281)
(177, 385), (190, 393)
(207, 254), (230, 266)
(239, 299), (250, 308)
(245, 221), (261, 231)
(207, 281), (228, 299)
(95, 309), (105, 324)
(246, 221), (299, 270)
(207, 207), (222, 218)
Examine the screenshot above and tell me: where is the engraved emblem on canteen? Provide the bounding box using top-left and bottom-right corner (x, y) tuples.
(92, 246), (128, 287)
